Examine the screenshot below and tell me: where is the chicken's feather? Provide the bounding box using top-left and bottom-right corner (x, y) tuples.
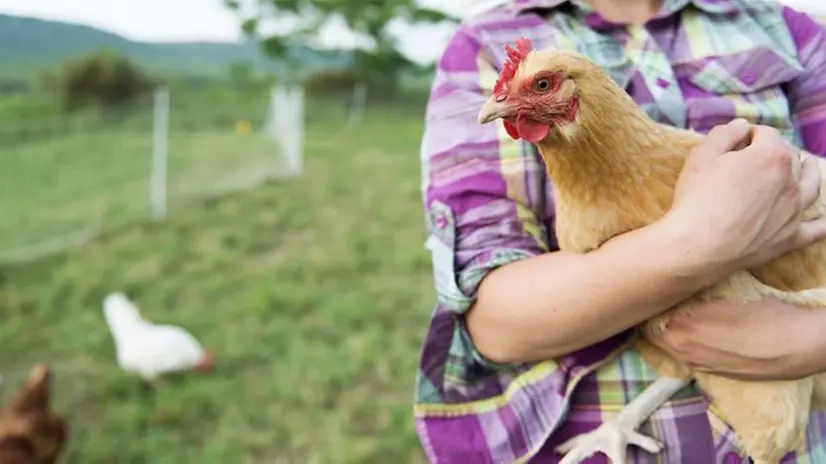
(102, 292), (210, 380)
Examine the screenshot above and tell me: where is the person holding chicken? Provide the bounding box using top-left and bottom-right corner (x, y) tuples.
(416, 0), (826, 462)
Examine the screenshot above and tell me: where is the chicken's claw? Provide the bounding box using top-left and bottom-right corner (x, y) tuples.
(555, 418), (663, 463)
(555, 376), (690, 463)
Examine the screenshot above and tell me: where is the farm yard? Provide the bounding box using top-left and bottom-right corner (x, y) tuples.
(1, 84), (301, 259)
(0, 83), (435, 462)
(4, 0), (823, 462)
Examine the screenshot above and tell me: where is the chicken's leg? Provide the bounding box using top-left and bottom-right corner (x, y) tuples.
(556, 376), (689, 464)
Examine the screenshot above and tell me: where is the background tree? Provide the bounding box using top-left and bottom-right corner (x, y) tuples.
(49, 49), (155, 112)
(225, 0), (457, 92)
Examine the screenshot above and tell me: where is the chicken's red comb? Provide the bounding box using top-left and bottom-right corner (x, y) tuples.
(493, 37), (533, 97)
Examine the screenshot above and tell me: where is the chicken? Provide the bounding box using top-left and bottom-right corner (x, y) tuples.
(476, 37), (826, 464)
(0, 364), (67, 464)
(103, 292), (213, 382)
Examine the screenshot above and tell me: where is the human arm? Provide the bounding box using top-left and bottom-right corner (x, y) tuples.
(422, 25), (717, 366)
(784, 6), (826, 155)
(420, 25), (700, 367)
(469, 121), (826, 365)
(644, 297), (826, 381)
(424, 24), (826, 368)
(421, 25), (553, 367)
(636, 9), (826, 380)
(469, 214), (729, 364)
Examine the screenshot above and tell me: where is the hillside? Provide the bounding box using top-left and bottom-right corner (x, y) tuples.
(0, 14), (351, 78)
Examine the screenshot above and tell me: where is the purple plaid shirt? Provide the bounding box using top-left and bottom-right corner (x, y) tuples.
(416, 0), (826, 462)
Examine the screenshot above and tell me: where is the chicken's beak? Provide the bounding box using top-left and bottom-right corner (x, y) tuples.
(477, 96), (515, 124)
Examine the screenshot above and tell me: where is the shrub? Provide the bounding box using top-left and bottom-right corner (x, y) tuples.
(54, 50), (155, 111)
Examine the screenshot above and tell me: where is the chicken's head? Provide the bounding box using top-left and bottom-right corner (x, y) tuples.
(103, 292), (143, 329)
(477, 37), (608, 144)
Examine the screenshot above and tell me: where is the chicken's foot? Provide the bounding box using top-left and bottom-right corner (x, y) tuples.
(556, 376), (690, 464)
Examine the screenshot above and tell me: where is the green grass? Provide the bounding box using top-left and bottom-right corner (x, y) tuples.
(0, 95), (433, 462)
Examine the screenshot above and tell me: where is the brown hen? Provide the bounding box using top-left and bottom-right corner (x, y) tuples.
(0, 365), (67, 464)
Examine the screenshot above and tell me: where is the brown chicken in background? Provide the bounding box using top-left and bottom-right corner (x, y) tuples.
(0, 364), (67, 464)
(477, 38), (826, 464)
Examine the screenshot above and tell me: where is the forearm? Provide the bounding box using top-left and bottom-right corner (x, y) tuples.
(467, 214), (721, 364)
(651, 298), (826, 381)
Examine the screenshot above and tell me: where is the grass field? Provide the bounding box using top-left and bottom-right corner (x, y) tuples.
(0, 89), (434, 462)
(0, 85), (341, 260)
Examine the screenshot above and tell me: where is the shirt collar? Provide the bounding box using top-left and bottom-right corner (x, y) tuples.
(511, 0), (737, 15)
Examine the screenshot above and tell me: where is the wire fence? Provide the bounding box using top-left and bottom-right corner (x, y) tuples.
(0, 82), (305, 264)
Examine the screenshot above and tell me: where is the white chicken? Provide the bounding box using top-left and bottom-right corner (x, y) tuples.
(102, 292), (212, 381)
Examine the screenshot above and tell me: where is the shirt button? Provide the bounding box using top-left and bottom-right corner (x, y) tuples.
(724, 452), (742, 464)
(656, 77), (670, 88)
(434, 215), (448, 229)
(740, 70), (756, 86)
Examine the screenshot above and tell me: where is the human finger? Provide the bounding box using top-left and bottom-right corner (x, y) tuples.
(696, 118), (751, 158)
(642, 323), (687, 360)
(740, 125), (798, 174)
(798, 153), (822, 211)
(641, 322), (668, 348)
(792, 216), (826, 250)
(742, 124), (784, 151)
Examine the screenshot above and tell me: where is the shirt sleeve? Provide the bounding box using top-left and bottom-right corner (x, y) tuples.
(783, 6), (826, 155)
(420, 25), (552, 366)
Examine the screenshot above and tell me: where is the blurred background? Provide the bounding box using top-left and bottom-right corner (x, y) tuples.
(0, 0), (823, 463)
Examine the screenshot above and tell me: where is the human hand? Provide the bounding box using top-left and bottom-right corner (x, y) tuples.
(644, 297), (825, 380)
(668, 118), (826, 276)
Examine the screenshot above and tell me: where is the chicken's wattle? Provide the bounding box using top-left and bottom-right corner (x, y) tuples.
(503, 119), (520, 140)
(504, 115), (549, 143)
(196, 350), (214, 371)
(517, 116), (550, 143)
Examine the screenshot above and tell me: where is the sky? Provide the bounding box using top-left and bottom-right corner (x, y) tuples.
(0, 0), (823, 64)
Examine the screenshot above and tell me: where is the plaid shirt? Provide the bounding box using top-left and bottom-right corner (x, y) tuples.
(416, 0), (826, 462)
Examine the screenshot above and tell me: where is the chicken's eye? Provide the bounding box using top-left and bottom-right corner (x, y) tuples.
(535, 78), (551, 91)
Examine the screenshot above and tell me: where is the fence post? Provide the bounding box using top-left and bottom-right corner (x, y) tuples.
(266, 84), (280, 139)
(348, 82), (368, 126)
(268, 83), (304, 177)
(151, 87), (169, 220)
(290, 85), (305, 175)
